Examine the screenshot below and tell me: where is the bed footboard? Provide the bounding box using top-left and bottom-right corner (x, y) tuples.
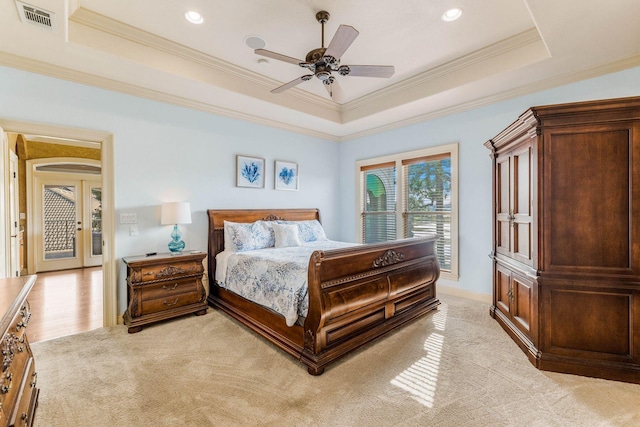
(302, 236), (440, 375)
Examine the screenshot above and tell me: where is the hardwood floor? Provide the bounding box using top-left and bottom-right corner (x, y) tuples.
(27, 267), (103, 343)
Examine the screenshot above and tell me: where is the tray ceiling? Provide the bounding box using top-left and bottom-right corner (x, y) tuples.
(1, 0), (639, 141)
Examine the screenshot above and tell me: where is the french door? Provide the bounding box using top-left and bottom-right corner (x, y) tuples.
(33, 174), (102, 272)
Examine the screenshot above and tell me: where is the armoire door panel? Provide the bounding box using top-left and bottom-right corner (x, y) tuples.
(514, 220), (532, 263)
(546, 128), (631, 271)
(497, 220), (511, 254)
(548, 288), (631, 357)
(514, 147), (531, 216)
(497, 158), (510, 214)
(513, 275), (532, 334)
(495, 266), (511, 315)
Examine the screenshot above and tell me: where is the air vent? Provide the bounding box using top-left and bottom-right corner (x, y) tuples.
(15, 0), (57, 32)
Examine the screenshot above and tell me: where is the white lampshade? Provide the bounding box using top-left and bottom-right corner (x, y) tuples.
(161, 202), (192, 225)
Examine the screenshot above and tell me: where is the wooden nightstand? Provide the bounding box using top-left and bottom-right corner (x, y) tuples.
(123, 252), (207, 333)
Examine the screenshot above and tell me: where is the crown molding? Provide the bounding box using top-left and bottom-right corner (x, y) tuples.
(2, 45), (638, 144)
(341, 54), (640, 141)
(343, 28), (545, 114)
(0, 51), (340, 142)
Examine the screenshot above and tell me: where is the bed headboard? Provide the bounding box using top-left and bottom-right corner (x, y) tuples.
(207, 208), (321, 285)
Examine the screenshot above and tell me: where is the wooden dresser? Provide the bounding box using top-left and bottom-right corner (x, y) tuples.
(0, 275), (39, 427)
(485, 96), (640, 383)
(123, 252), (208, 333)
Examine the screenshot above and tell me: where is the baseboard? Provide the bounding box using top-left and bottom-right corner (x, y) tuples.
(438, 284), (492, 304)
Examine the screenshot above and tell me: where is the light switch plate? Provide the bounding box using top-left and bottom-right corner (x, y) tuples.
(130, 225), (139, 236)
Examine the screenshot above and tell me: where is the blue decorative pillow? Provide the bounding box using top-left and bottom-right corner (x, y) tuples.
(273, 223), (302, 248)
(276, 219), (327, 242)
(224, 220), (274, 252)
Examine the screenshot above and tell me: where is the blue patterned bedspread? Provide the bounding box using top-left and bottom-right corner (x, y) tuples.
(216, 241), (356, 326)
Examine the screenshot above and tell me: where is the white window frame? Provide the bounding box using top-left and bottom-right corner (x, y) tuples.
(355, 143), (459, 280)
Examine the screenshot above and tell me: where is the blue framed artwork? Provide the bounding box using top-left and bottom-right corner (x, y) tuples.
(236, 155), (265, 188)
(275, 160), (298, 191)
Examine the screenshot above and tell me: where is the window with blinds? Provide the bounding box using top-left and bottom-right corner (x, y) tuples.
(402, 154), (452, 271)
(356, 144), (458, 279)
(361, 162), (396, 243)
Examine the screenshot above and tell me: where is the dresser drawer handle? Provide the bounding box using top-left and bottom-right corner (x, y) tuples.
(1, 373), (12, 394)
(30, 372), (38, 388)
(162, 283), (179, 291)
(163, 298), (179, 307)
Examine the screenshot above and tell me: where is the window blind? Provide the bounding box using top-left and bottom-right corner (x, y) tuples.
(361, 163), (396, 243)
(402, 155), (452, 271)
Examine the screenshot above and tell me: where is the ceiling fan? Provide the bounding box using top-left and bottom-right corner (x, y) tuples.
(255, 11), (395, 102)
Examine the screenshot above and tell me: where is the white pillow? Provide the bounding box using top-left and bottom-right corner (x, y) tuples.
(224, 220), (274, 252)
(277, 219), (327, 242)
(273, 223), (302, 248)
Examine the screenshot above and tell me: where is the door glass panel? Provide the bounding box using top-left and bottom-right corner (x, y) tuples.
(43, 185), (77, 260)
(90, 187), (102, 256)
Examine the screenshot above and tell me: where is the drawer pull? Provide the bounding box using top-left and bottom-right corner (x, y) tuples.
(163, 298), (180, 307)
(16, 321), (26, 331)
(162, 283), (179, 291)
(1, 373), (12, 394)
(30, 372), (38, 388)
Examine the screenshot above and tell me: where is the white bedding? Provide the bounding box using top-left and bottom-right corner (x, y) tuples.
(215, 240), (356, 326)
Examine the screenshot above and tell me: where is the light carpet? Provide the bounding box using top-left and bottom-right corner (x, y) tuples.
(31, 294), (640, 426)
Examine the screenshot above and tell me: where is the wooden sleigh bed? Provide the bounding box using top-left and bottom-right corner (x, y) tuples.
(207, 208), (441, 375)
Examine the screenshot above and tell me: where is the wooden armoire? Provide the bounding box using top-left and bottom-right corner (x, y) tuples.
(485, 96), (640, 383)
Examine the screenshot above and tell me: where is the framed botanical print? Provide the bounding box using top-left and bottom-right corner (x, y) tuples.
(275, 160), (298, 191)
(236, 155), (265, 188)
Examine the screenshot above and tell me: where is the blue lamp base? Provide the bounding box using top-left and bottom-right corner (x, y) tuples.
(168, 224), (186, 253)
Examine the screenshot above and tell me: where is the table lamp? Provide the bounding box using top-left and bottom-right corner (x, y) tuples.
(160, 202), (191, 253)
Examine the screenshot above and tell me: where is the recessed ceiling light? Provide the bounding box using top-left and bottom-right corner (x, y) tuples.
(185, 10), (204, 25)
(441, 8), (462, 22)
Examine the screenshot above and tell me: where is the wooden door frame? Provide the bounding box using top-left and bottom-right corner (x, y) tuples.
(0, 119), (116, 328)
(9, 151), (20, 277)
(0, 128), (8, 278)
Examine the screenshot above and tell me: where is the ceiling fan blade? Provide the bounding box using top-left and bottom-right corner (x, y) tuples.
(255, 49), (304, 66)
(272, 75), (313, 93)
(341, 65), (395, 78)
(324, 25), (359, 60)
(324, 79), (345, 103)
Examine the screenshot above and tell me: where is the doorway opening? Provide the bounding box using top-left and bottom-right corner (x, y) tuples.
(0, 119), (116, 337)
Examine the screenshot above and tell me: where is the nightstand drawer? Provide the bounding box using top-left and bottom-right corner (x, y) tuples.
(134, 260), (203, 283)
(139, 279), (202, 315)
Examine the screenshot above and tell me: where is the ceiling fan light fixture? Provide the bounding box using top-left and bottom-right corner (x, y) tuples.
(185, 10), (204, 25)
(441, 8), (462, 22)
(316, 70), (331, 81)
(337, 65), (350, 76)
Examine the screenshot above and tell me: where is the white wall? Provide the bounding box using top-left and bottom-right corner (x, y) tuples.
(338, 66), (640, 297)
(0, 66), (340, 312)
